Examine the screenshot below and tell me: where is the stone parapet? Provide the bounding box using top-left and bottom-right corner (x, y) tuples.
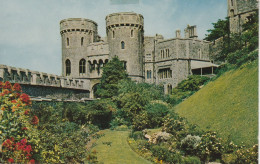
(0, 64), (88, 91)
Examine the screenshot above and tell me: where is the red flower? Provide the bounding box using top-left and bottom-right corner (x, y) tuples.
(11, 100), (17, 103)
(20, 93), (31, 105)
(12, 83), (22, 92)
(3, 81), (12, 89)
(31, 115), (39, 125)
(8, 158), (14, 163)
(24, 109), (30, 115)
(22, 127), (28, 130)
(29, 159), (35, 164)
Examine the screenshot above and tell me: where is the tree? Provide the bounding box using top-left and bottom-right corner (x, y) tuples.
(204, 18), (229, 42)
(96, 57), (128, 98)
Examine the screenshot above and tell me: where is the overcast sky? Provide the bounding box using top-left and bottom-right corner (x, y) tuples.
(0, 0), (227, 75)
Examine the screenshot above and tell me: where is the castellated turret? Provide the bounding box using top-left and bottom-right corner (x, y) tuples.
(106, 12), (144, 82)
(60, 18), (98, 78)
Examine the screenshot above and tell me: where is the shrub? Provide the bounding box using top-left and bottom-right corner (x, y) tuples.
(234, 144), (258, 164)
(150, 145), (182, 163)
(145, 103), (169, 128)
(196, 132), (223, 162)
(130, 131), (144, 140)
(132, 111), (149, 131)
(0, 82), (40, 163)
(181, 135), (201, 155)
(177, 75), (209, 92)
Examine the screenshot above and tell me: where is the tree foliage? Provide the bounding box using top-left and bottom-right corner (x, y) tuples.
(96, 57), (128, 98)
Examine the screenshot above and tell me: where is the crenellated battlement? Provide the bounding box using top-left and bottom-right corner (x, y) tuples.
(0, 64), (88, 91)
(106, 12), (144, 31)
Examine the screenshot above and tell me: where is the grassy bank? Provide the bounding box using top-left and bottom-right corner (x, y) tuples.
(175, 60), (258, 146)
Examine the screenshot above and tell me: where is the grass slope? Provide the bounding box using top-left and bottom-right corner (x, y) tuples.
(175, 61), (258, 146)
(93, 129), (152, 164)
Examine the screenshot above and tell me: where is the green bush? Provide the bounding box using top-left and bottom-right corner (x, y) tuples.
(129, 131), (144, 140)
(177, 75), (210, 92)
(145, 103), (169, 128)
(181, 135), (201, 156)
(150, 145), (182, 163)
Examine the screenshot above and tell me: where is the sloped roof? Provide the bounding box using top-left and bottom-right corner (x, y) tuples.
(191, 60), (219, 69)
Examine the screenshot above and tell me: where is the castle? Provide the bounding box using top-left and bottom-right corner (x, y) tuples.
(0, 0), (257, 99)
(60, 12), (217, 97)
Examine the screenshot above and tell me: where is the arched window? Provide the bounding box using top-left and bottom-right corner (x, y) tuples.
(81, 37), (84, 46)
(67, 38), (69, 46)
(112, 31), (115, 38)
(65, 59), (71, 76)
(121, 41), (125, 49)
(79, 59), (86, 74)
(230, 9), (234, 17)
(131, 30), (133, 37)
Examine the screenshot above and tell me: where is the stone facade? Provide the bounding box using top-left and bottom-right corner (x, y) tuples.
(60, 12), (215, 96)
(1, 11), (223, 98)
(228, 0), (258, 33)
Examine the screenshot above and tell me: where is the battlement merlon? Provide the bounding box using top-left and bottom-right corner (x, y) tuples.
(60, 18), (98, 34)
(105, 12), (144, 28)
(0, 64), (89, 91)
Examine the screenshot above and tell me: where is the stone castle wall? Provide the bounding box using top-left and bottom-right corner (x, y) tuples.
(0, 64), (90, 99)
(106, 12), (144, 82)
(228, 0), (258, 33)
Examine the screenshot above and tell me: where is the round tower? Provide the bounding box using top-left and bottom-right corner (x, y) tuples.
(106, 12), (144, 82)
(60, 18), (98, 77)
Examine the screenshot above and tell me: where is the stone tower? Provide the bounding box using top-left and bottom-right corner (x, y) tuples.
(106, 12), (144, 82)
(227, 0), (258, 33)
(60, 18), (98, 78)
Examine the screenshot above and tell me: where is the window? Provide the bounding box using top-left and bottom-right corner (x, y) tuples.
(158, 68), (172, 79)
(231, 0), (233, 6)
(112, 31), (115, 38)
(123, 61), (127, 70)
(81, 37), (84, 46)
(131, 30), (134, 37)
(147, 70), (152, 79)
(79, 59), (86, 74)
(67, 38), (69, 46)
(167, 84), (172, 94)
(121, 41), (125, 49)
(199, 49), (202, 59)
(65, 59), (71, 76)
(230, 9), (234, 17)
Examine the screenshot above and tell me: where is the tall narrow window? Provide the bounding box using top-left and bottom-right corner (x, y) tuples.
(79, 59), (86, 74)
(121, 41), (125, 49)
(131, 30), (133, 37)
(65, 59), (71, 76)
(112, 31), (115, 38)
(67, 38), (69, 46)
(231, 0), (233, 6)
(147, 70), (152, 79)
(230, 9), (234, 17)
(81, 37), (84, 46)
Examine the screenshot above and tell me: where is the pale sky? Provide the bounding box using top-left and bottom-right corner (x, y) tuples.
(0, 0), (227, 75)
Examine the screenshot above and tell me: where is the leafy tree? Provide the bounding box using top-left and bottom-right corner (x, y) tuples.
(205, 18), (229, 42)
(96, 57), (128, 98)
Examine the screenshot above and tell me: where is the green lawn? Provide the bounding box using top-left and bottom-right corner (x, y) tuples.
(92, 129), (152, 164)
(175, 60), (258, 147)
